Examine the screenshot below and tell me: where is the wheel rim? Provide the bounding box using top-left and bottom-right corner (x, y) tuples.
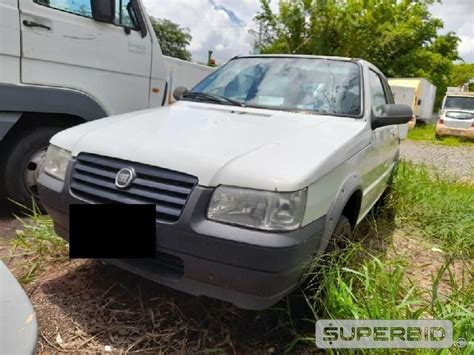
(23, 146), (48, 198)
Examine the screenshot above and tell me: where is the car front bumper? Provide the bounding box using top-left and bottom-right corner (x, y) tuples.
(436, 123), (474, 139)
(37, 162), (327, 310)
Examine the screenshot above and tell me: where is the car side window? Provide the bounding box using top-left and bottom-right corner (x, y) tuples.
(114, 0), (139, 29)
(34, 0), (139, 30)
(369, 70), (388, 114)
(34, 0), (93, 18)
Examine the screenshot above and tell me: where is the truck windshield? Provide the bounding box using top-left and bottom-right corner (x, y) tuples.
(444, 96), (474, 111)
(189, 57), (361, 116)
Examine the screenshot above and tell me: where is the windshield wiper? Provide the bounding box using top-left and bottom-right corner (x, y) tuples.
(182, 92), (244, 107)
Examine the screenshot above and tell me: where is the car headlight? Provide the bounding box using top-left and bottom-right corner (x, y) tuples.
(41, 145), (72, 181)
(207, 186), (307, 231)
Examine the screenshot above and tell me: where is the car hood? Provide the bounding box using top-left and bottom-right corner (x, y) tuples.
(52, 102), (370, 190)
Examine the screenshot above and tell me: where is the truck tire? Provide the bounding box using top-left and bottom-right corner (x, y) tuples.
(0, 126), (62, 211)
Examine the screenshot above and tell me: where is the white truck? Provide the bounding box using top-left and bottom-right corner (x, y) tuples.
(37, 55), (413, 309)
(0, 0), (213, 208)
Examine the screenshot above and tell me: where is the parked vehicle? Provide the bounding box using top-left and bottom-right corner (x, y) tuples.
(436, 111), (474, 139)
(37, 55), (413, 310)
(441, 90), (474, 113)
(388, 78), (437, 124)
(0, 261), (38, 354)
(0, 0), (213, 208)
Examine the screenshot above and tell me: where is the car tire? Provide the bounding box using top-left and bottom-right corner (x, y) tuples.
(0, 127), (62, 211)
(327, 215), (352, 252)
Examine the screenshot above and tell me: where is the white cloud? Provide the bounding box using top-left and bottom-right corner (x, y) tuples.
(143, 0), (474, 64)
(430, 0), (474, 62)
(142, 0), (259, 64)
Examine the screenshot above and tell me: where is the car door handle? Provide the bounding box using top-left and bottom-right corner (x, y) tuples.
(23, 20), (51, 30)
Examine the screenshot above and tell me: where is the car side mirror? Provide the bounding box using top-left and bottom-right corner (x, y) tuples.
(372, 104), (413, 129)
(173, 87), (188, 101)
(91, 0), (115, 23)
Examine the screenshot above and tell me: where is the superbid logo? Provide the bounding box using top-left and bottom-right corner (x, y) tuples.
(315, 320), (454, 349)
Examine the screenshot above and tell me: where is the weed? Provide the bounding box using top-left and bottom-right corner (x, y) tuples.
(391, 162), (474, 257)
(9, 203), (67, 284)
(286, 163), (474, 353)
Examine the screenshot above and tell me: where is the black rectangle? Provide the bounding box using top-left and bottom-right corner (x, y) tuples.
(69, 204), (156, 259)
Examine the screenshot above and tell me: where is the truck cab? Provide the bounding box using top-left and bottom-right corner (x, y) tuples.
(0, 0), (212, 208)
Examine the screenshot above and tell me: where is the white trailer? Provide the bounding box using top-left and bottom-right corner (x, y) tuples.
(0, 0), (214, 207)
(388, 78), (437, 123)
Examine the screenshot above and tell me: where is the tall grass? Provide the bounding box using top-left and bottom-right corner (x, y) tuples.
(9, 204), (67, 284)
(392, 162), (474, 257)
(295, 248), (474, 354)
(288, 162), (474, 353)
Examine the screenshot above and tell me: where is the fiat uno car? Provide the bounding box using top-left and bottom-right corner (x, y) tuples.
(38, 55), (412, 309)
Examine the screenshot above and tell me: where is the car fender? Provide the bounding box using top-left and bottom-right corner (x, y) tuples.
(0, 112), (22, 141)
(320, 173), (363, 249)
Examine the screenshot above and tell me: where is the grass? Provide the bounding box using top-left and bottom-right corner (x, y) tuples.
(287, 162), (474, 353)
(5, 162), (473, 353)
(392, 162), (474, 257)
(407, 124), (473, 146)
(294, 246), (474, 354)
(8, 204), (67, 284)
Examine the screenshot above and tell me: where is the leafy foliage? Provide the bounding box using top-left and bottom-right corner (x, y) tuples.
(255, 0), (460, 105)
(450, 63), (474, 90)
(150, 17), (192, 61)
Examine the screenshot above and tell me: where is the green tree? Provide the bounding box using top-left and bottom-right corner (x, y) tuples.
(151, 17), (192, 61)
(255, 0), (459, 105)
(450, 63), (474, 90)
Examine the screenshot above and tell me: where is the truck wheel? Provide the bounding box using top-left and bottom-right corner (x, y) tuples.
(328, 215), (352, 252)
(0, 127), (62, 211)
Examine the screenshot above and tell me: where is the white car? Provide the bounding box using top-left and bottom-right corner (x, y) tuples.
(436, 110), (474, 140)
(37, 55), (412, 309)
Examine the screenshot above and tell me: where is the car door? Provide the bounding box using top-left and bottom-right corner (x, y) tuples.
(0, 0), (21, 84)
(361, 69), (398, 213)
(18, 0), (152, 115)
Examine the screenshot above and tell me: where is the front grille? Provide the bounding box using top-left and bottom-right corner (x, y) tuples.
(70, 153), (198, 222)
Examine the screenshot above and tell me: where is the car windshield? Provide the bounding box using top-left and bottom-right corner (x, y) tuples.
(189, 57), (362, 116)
(444, 96), (474, 111)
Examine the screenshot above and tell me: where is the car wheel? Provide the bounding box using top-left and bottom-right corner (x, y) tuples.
(327, 215), (352, 252)
(0, 127), (62, 211)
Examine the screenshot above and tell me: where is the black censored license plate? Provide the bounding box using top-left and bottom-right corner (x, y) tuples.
(69, 204), (156, 259)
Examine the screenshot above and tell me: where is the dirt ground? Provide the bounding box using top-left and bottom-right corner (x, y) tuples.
(2, 220), (469, 353)
(0, 142), (473, 353)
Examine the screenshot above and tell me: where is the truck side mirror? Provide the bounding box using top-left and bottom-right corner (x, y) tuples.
(372, 104), (413, 129)
(173, 87), (188, 101)
(91, 0), (115, 23)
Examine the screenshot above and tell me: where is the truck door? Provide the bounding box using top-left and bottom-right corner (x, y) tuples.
(18, 0), (152, 116)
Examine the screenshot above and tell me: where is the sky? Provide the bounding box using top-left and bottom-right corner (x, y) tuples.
(142, 0), (474, 65)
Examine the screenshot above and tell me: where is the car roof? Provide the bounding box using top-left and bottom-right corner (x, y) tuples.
(234, 54), (363, 63)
